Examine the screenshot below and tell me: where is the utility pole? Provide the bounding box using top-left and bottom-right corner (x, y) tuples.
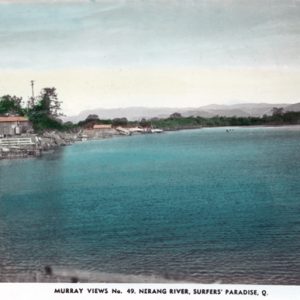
(30, 80), (35, 107)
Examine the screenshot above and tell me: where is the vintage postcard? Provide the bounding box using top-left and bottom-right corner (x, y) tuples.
(0, 0), (299, 299)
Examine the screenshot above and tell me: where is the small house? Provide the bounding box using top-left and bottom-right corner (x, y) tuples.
(85, 124), (114, 138)
(93, 124), (112, 130)
(0, 116), (32, 136)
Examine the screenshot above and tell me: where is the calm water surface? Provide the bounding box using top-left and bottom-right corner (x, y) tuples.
(0, 127), (300, 283)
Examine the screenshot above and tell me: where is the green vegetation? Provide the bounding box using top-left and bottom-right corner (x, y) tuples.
(149, 110), (300, 130)
(77, 115), (130, 128)
(26, 88), (65, 131)
(0, 95), (24, 115)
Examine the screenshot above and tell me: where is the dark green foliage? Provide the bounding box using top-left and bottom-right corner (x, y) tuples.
(282, 112), (300, 124)
(0, 95), (24, 115)
(77, 118), (112, 129)
(139, 118), (151, 127)
(29, 112), (63, 131)
(27, 88), (63, 131)
(85, 114), (99, 121)
(148, 108), (300, 130)
(169, 112), (182, 119)
(60, 121), (79, 132)
(150, 116), (199, 130)
(112, 117), (128, 127)
(30, 88), (62, 117)
(271, 107), (284, 116)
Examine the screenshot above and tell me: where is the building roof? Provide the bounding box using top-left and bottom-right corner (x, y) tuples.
(93, 124), (112, 129)
(0, 116), (29, 122)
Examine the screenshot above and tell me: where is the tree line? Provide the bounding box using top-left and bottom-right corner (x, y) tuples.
(80, 108), (300, 130)
(150, 109), (300, 130)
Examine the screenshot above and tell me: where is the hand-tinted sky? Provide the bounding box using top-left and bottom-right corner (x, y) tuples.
(0, 0), (299, 115)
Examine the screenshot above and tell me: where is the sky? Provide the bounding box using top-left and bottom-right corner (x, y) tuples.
(0, 0), (299, 116)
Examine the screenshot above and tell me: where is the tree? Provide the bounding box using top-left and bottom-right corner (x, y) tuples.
(139, 118), (150, 128)
(170, 112), (182, 119)
(0, 95), (24, 115)
(85, 114), (99, 121)
(271, 107), (284, 116)
(271, 107), (284, 124)
(112, 117), (128, 127)
(28, 88), (63, 131)
(32, 87), (62, 117)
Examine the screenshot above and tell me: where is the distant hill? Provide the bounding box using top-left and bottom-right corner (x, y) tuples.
(181, 108), (250, 118)
(63, 102), (295, 123)
(284, 103), (300, 112)
(200, 103), (288, 117)
(228, 103), (288, 116)
(206, 108), (250, 117)
(63, 107), (193, 123)
(181, 110), (214, 118)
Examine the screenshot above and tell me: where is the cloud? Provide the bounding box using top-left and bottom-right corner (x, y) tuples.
(0, 0), (299, 69)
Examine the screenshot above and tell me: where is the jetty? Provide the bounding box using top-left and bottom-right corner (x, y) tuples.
(0, 131), (79, 160)
(0, 137), (41, 159)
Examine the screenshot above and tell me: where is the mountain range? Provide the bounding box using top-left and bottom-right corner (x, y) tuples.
(63, 102), (300, 123)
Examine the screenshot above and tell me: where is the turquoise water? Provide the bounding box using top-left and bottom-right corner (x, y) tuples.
(0, 127), (300, 283)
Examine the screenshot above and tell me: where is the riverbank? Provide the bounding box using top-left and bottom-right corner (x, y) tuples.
(0, 127), (151, 159)
(0, 125), (164, 159)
